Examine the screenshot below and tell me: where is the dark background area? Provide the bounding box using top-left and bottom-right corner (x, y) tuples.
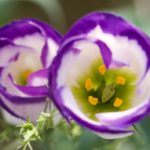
(0, 0), (150, 150)
(0, 0), (149, 34)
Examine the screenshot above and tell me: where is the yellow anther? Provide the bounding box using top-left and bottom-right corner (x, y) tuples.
(22, 69), (32, 79)
(113, 97), (123, 107)
(88, 96), (99, 106)
(116, 76), (126, 85)
(85, 78), (93, 91)
(98, 64), (106, 75)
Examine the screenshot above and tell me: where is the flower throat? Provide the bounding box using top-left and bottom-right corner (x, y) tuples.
(71, 59), (137, 120)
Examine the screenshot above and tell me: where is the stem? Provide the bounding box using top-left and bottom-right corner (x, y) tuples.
(133, 124), (144, 137)
(23, 144), (27, 150)
(27, 142), (33, 150)
(44, 99), (49, 112)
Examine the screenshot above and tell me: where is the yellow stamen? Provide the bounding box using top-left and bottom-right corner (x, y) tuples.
(116, 76), (126, 85)
(85, 78), (93, 91)
(98, 64), (106, 75)
(113, 97), (123, 107)
(88, 96), (98, 105)
(22, 69), (32, 79)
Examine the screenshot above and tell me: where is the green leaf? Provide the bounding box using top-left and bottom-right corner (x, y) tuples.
(18, 119), (40, 150)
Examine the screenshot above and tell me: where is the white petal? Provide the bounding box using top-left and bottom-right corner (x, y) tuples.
(45, 38), (59, 68)
(0, 45), (20, 66)
(14, 33), (45, 53)
(29, 76), (47, 86)
(95, 69), (150, 126)
(61, 86), (107, 126)
(59, 87), (133, 138)
(57, 40), (101, 88)
(87, 26), (147, 81)
(94, 130), (133, 139)
(0, 46), (42, 96)
(1, 95), (46, 124)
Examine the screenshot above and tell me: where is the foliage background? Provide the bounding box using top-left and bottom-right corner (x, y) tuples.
(0, 0), (150, 149)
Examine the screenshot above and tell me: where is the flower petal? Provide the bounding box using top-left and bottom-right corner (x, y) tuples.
(1, 97), (46, 124)
(0, 38), (22, 66)
(0, 19), (61, 68)
(61, 87), (133, 139)
(0, 44), (42, 96)
(49, 12), (150, 139)
(27, 69), (48, 86)
(8, 74), (49, 97)
(63, 12), (150, 81)
(0, 97), (25, 120)
(96, 69), (150, 127)
(0, 19), (61, 122)
(49, 33), (133, 139)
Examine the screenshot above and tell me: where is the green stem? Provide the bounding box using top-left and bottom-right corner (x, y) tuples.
(27, 142), (33, 150)
(133, 124), (144, 137)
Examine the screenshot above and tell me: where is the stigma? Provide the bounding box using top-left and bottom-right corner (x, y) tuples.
(98, 64), (106, 75)
(113, 97), (123, 107)
(22, 69), (32, 79)
(85, 78), (93, 91)
(18, 69), (32, 85)
(88, 96), (99, 105)
(116, 76), (126, 85)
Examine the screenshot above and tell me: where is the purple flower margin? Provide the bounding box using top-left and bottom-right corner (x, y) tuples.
(49, 12), (150, 139)
(0, 18), (61, 121)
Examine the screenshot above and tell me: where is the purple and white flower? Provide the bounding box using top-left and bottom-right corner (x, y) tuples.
(0, 19), (61, 124)
(49, 12), (150, 139)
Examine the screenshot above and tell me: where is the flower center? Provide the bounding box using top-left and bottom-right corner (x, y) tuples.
(84, 65), (127, 108)
(71, 59), (137, 120)
(6, 51), (43, 86)
(17, 69), (33, 85)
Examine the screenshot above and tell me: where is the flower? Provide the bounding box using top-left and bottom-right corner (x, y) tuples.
(0, 19), (61, 124)
(49, 12), (150, 139)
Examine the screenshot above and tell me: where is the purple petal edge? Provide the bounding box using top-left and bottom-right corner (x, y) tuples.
(0, 98), (25, 120)
(0, 85), (46, 104)
(96, 100), (150, 127)
(0, 18), (61, 44)
(0, 19), (61, 68)
(65, 107), (133, 134)
(49, 12), (150, 136)
(48, 36), (111, 119)
(60, 36), (112, 67)
(63, 12), (150, 70)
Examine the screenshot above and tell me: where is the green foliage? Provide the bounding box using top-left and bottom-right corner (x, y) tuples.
(17, 110), (57, 150)
(37, 112), (52, 131)
(18, 119), (40, 150)
(0, 117), (19, 145)
(1, 110), (150, 150)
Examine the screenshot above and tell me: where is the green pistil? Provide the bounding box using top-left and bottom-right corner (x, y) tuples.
(17, 69), (32, 85)
(71, 59), (137, 120)
(102, 83), (116, 103)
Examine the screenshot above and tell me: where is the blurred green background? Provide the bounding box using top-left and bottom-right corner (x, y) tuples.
(0, 0), (150, 150)
(0, 0), (150, 34)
